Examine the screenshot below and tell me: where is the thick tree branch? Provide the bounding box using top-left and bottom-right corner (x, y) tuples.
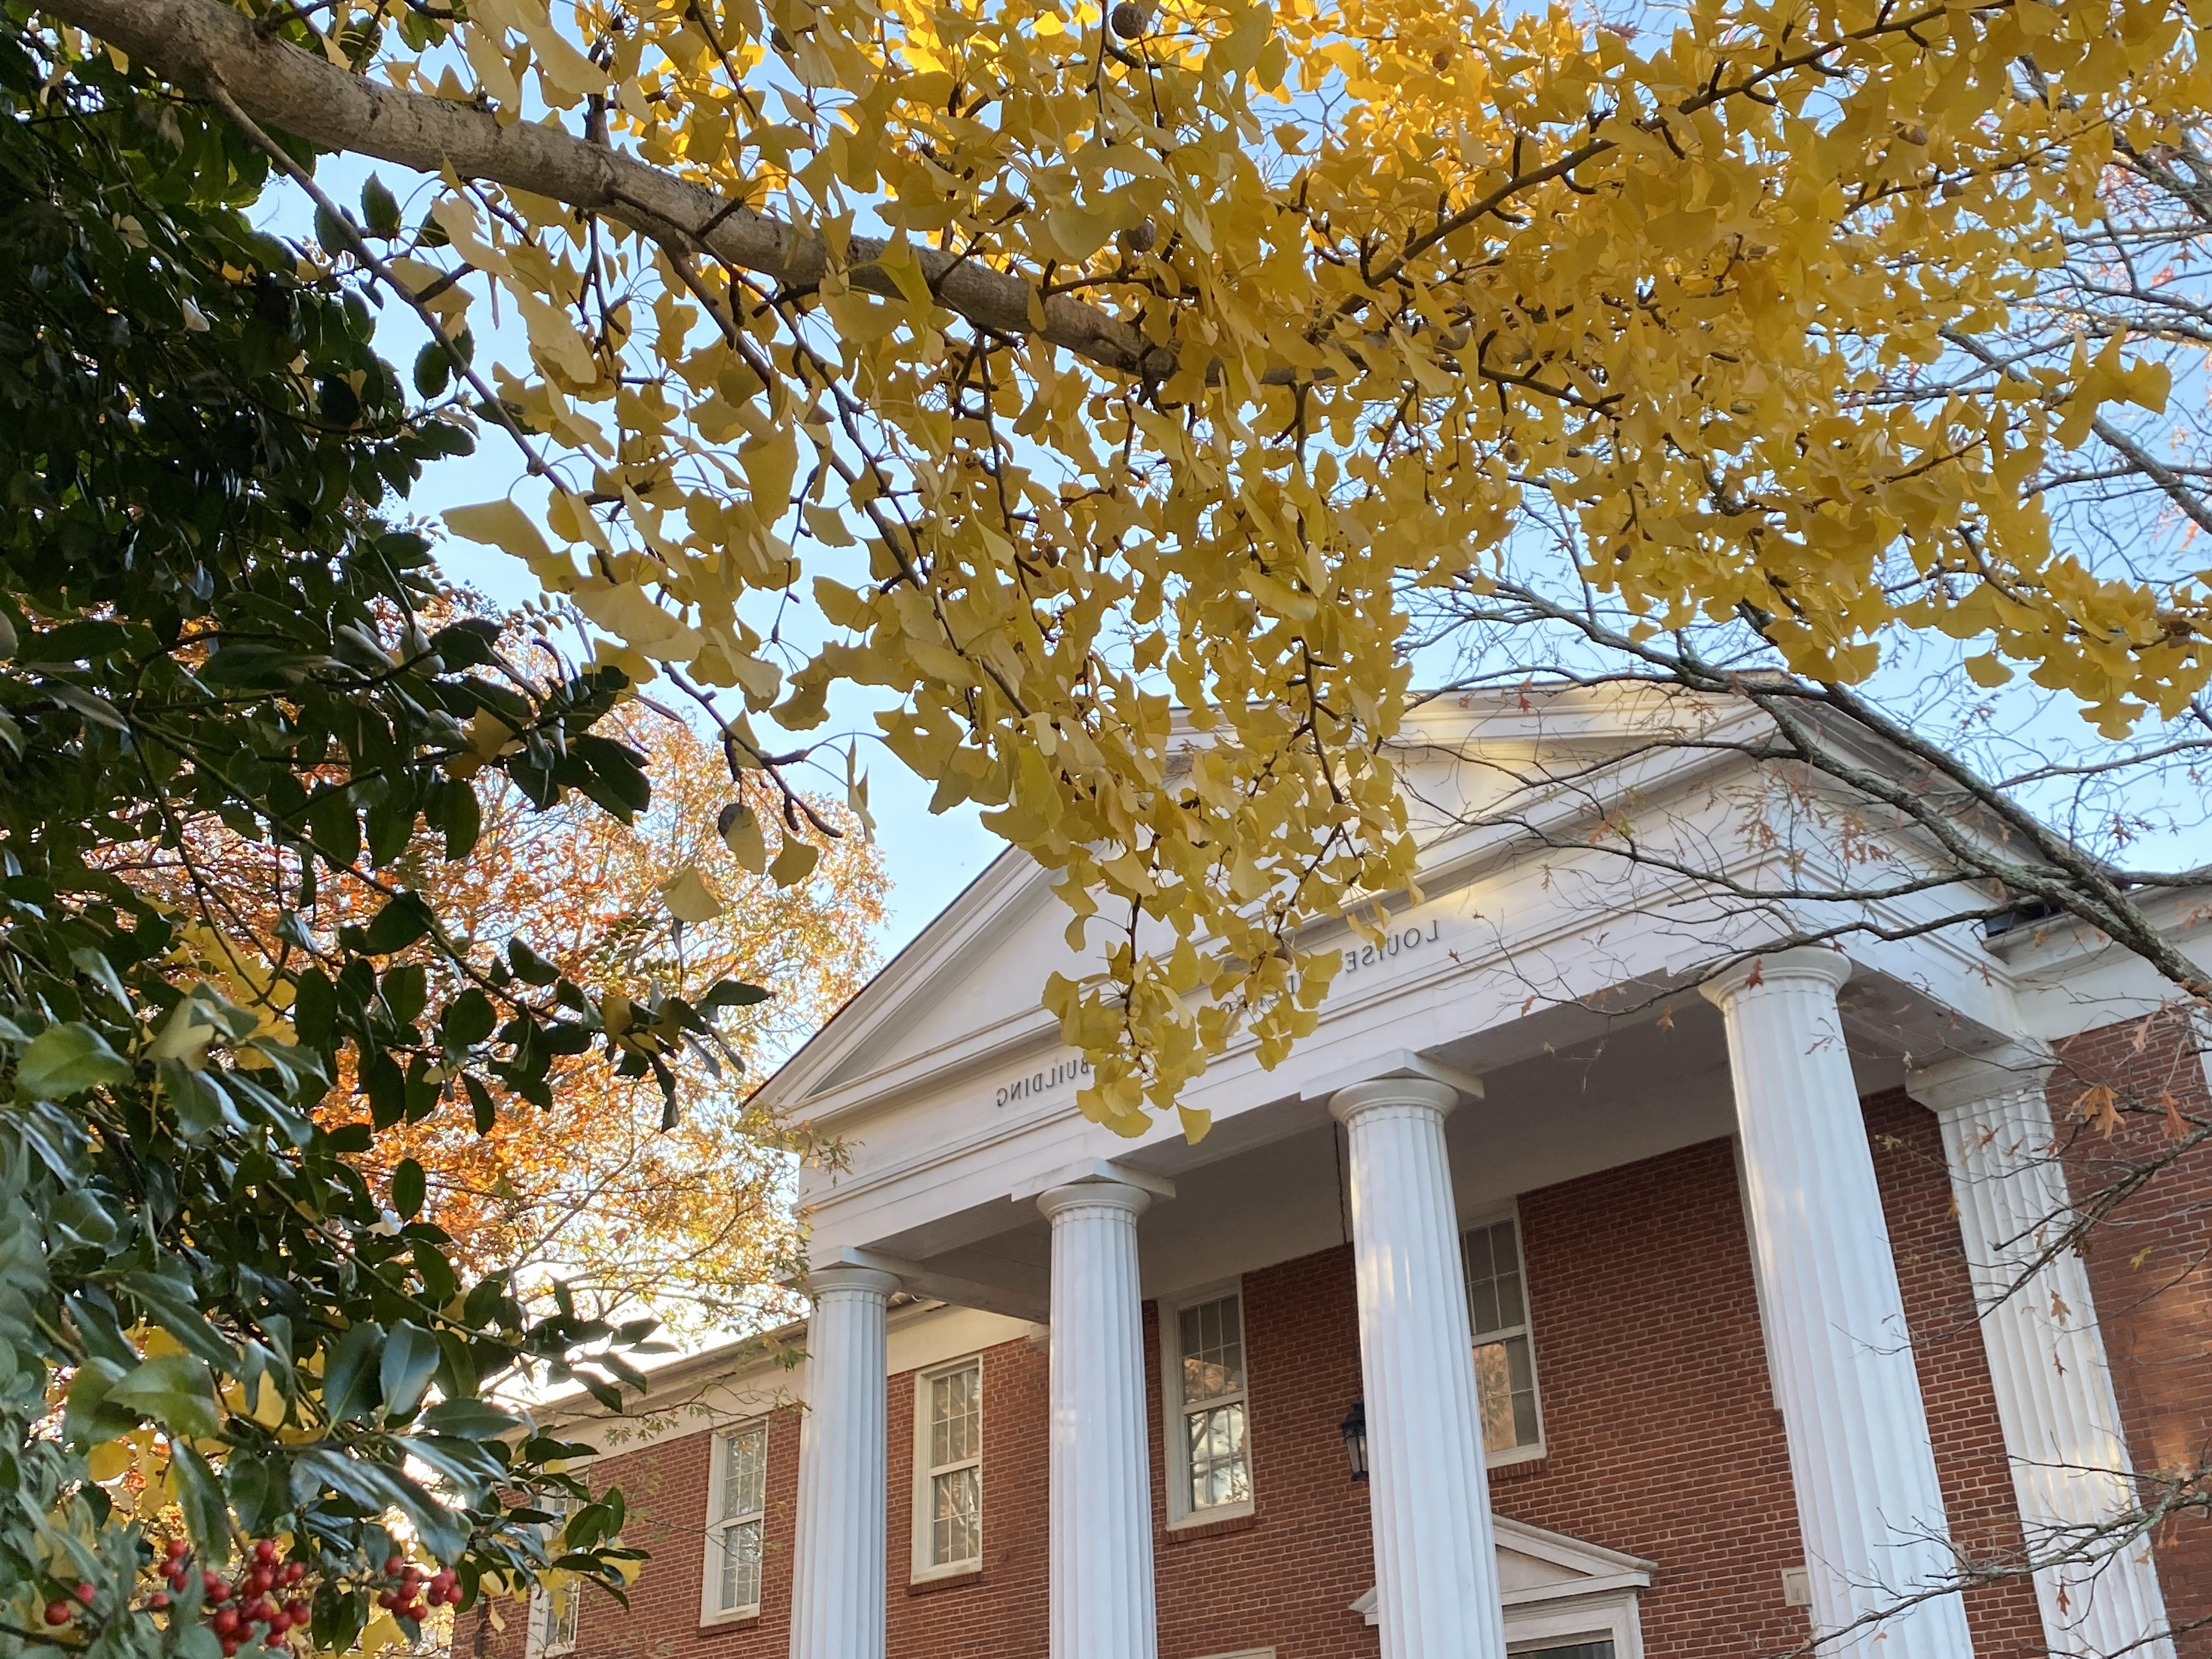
(36, 0), (1175, 381)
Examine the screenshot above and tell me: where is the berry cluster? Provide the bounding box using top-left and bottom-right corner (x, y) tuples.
(373, 1555), (461, 1622)
(160, 1539), (312, 1656)
(39, 1580), (95, 1628)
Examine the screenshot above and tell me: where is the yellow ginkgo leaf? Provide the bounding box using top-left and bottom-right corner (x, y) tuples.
(661, 865), (724, 924)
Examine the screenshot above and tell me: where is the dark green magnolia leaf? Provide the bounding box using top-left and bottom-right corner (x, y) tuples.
(380, 962), (429, 1025)
(462, 1071), (497, 1133)
(441, 988), (496, 1050)
(415, 1397), (520, 1441)
(293, 967), (337, 1046)
(413, 341), (452, 399)
(392, 1156), (426, 1220)
(61, 1356), (138, 1448)
(360, 175), (400, 234)
(120, 1268), (240, 1370)
(321, 1322), (384, 1423)
(363, 891), (435, 953)
(507, 940), (560, 985)
(107, 1352), (222, 1438)
(14, 1020), (132, 1099)
(438, 775), (483, 858)
(380, 1320), (440, 1418)
(702, 980), (771, 1011)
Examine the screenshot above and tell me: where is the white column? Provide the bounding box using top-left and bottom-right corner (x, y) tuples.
(1329, 1077), (1508, 1659)
(787, 1264), (897, 1659)
(1037, 1181), (1158, 1659)
(1909, 1047), (2173, 1659)
(1700, 949), (1976, 1657)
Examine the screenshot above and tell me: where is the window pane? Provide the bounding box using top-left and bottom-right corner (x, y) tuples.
(718, 1518), (762, 1611)
(1520, 1645), (1612, 1659)
(1466, 1218), (1526, 1339)
(1491, 1220), (1527, 1328)
(544, 1579), (579, 1650)
(1180, 1293), (1245, 1403)
(930, 1465), (981, 1565)
(723, 1426), (766, 1519)
(1475, 1335), (1539, 1451)
(930, 1364), (980, 1467)
(1185, 1401), (1250, 1510)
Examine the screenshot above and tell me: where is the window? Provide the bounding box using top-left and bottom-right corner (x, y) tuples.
(528, 1578), (579, 1659)
(527, 1499), (580, 1659)
(1163, 1286), (1252, 1523)
(1464, 1214), (1542, 1457)
(702, 1422), (768, 1621)
(913, 1358), (982, 1576)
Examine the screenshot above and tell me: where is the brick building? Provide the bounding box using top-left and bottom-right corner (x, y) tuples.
(479, 694), (2212, 1659)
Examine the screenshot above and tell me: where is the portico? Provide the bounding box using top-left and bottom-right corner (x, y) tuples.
(776, 939), (2106, 1659)
(746, 697), (2190, 1659)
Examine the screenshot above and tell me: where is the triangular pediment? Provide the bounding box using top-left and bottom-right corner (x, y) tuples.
(1347, 1516), (1655, 1626)
(753, 682), (1820, 1126)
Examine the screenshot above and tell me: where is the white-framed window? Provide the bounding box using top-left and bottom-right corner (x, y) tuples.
(1465, 1210), (1543, 1461)
(911, 1357), (983, 1578)
(1160, 1283), (1253, 1525)
(699, 1420), (769, 1623)
(526, 1498), (580, 1659)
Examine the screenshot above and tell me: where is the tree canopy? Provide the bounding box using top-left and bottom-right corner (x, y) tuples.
(30, 0), (2210, 1137)
(142, 694), (887, 1335)
(0, 25), (772, 1659)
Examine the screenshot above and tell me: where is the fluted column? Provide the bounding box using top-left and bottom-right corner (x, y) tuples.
(1330, 1077), (1507, 1659)
(787, 1265), (898, 1659)
(1037, 1181), (1157, 1659)
(1910, 1047), (2173, 1659)
(1700, 950), (1975, 1657)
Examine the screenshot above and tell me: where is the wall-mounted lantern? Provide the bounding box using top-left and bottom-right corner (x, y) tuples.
(1340, 1400), (1368, 1481)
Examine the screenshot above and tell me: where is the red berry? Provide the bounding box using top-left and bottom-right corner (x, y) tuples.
(445, 1584), (466, 1606)
(212, 1609), (240, 1637)
(284, 1599), (309, 1623)
(221, 1639), (240, 1656)
(74, 1583), (95, 1605)
(382, 1556), (404, 1576)
(399, 1602), (425, 1622)
(247, 1568), (273, 1594)
(44, 1602), (72, 1627)
(150, 1592), (172, 1611)
(253, 1542), (277, 1565)
(167, 1539), (191, 1560)
(279, 1564), (304, 1586)
(204, 1573), (231, 1602)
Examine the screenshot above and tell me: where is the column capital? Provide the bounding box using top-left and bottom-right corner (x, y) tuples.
(1329, 1075), (1460, 1125)
(1696, 945), (1853, 1008)
(804, 1264), (901, 1300)
(1036, 1179), (1153, 1223)
(1904, 1039), (2057, 1118)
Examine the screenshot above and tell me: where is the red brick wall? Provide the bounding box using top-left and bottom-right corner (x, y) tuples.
(459, 1046), (2212, 1659)
(1505, 1136), (1808, 1659)
(2054, 1009), (2212, 1656)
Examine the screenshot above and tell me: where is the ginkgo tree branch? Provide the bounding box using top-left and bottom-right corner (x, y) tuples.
(37, 0), (1175, 380)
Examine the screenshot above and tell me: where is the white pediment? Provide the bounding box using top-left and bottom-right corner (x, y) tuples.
(758, 690), (1740, 1124)
(1348, 1516), (1655, 1647)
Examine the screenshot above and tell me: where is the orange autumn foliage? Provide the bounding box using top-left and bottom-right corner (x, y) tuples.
(133, 697), (887, 1336)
